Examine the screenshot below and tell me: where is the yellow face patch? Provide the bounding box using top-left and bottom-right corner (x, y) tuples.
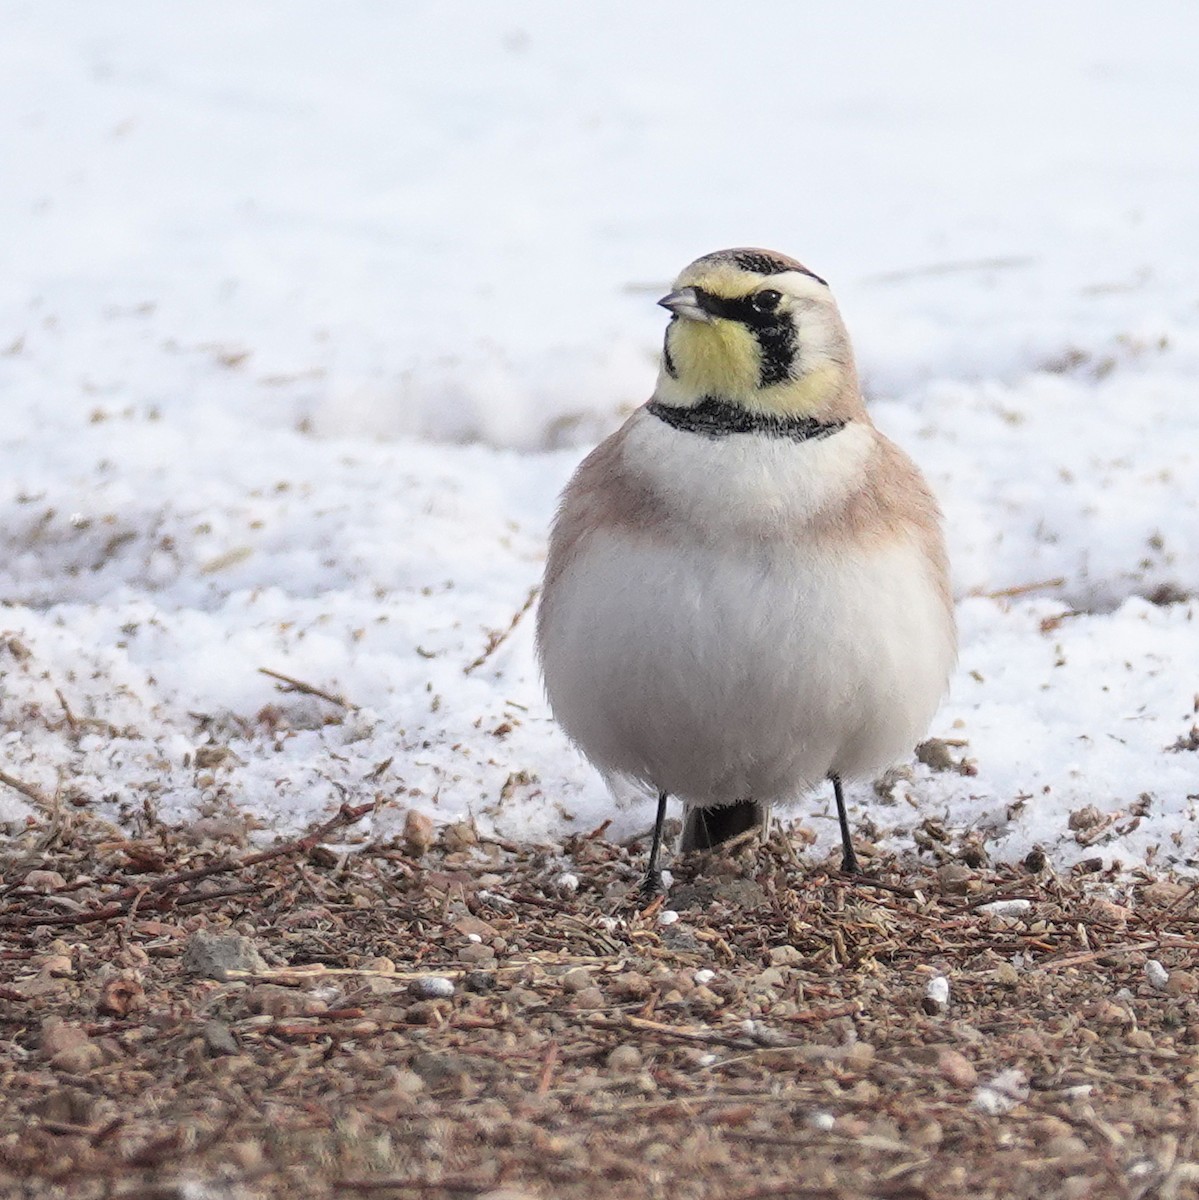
(663, 265), (839, 416)
(667, 315), (761, 402)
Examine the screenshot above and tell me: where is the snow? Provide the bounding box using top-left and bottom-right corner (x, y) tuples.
(2, 2), (1199, 873)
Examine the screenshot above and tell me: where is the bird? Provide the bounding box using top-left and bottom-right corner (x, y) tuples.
(535, 247), (956, 895)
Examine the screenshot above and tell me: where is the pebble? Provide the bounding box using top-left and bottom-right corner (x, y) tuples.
(1166, 969), (1197, 996)
(408, 976), (455, 1000)
(23, 870), (67, 891)
(769, 945), (803, 967)
(203, 1020), (239, 1057)
(922, 975), (950, 1014)
(610, 971), (652, 999)
(807, 1110), (836, 1132)
(182, 930), (268, 980)
(978, 899), (1032, 919)
(993, 961), (1019, 987)
(571, 986), (605, 1010)
(657, 910), (679, 926)
(440, 820), (478, 851)
(554, 872), (579, 893)
(562, 967), (594, 993)
(937, 864), (974, 894)
(1145, 959), (1170, 990)
(693, 969), (716, 986)
(459, 942), (495, 964)
(403, 809), (436, 856)
(463, 971), (496, 993)
(937, 1048), (977, 1087)
(971, 1068), (1030, 1115)
(606, 1044), (642, 1071)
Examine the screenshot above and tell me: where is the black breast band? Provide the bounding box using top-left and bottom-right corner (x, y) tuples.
(647, 397), (846, 442)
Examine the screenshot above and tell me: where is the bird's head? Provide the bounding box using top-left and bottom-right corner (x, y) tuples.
(654, 248), (860, 421)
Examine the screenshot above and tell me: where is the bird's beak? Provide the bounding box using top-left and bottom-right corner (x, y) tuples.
(657, 287), (713, 323)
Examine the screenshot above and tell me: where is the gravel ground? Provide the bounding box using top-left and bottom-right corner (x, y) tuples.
(4, 797), (1199, 1200)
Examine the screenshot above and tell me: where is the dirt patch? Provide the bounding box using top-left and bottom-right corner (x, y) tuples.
(3, 802), (1199, 1200)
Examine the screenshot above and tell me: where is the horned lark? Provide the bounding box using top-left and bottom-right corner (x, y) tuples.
(536, 248), (956, 894)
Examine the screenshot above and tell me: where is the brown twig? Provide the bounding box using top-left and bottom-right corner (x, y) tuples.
(973, 577), (1066, 600)
(463, 585), (539, 674)
(0, 802), (375, 929)
(0, 768), (53, 810)
(258, 666), (354, 709)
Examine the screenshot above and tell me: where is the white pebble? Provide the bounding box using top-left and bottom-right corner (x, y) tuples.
(971, 1068), (1030, 1115)
(807, 1111), (836, 1132)
(1145, 960), (1169, 990)
(657, 909), (680, 926)
(411, 976), (455, 999)
(660, 870), (674, 889)
(924, 975), (950, 1010)
(698, 1052), (717, 1067)
(555, 872), (579, 893)
(693, 968), (716, 985)
(978, 898), (1032, 918)
(466, 932), (482, 943)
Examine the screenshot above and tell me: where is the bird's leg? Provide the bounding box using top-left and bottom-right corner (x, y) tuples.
(831, 773), (860, 875)
(641, 790), (669, 897)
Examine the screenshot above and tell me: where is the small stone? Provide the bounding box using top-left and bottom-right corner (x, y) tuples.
(971, 1068), (1029, 1115)
(405, 1000), (450, 1025)
(1166, 970), (1197, 997)
(182, 930), (268, 980)
(910, 1120), (943, 1147)
(363, 956), (396, 974)
(1125, 1028), (1155, 1050)
(606, 1044), (642, 1071)
(572, 986), (605, 1009)
(752, 967), (786, 992)
(203, 1020), (239, 1057)
(1141, 880), (1189, 906)
(51, 1041), (103, 1074)
(1045, 1135), (1088, 1158)
(463, 971), (496, 993)
(387, 1067), (425, 1095)
(459, 942), (495, 964)
(610, 972), (652, 999)
(937, 864), (974, 894)
(843, 1042), (875, 1071)
(1145, 960), (1170, 990)
(693, 969), (716, 986)
(98, 977), (147, 1017)
(937, 1048), (977, 1087)
(23, 870), (67, 891)
(769, 945), (803, 967)
(403, 809), (436, 857)
(994, 961), (1019, 987)
(554, 872), (579, 894)
(408, 976), (455, 1000)
(561, 967), (594, 993)
(440, 820), (478, 851)
(657, 909), (679, 926)
(979, 898), (1032, 919)
(922, 975), (950, 1014)
(246, 984), (321, 1017)
(807, 1111), (836, 1132)
(41, 1017), (88, 1059)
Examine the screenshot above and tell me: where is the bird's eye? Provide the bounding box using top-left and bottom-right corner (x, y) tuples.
(750, 289), (782, 313)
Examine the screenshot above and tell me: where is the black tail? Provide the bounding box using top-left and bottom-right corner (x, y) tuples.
(680, 800), (765, 853)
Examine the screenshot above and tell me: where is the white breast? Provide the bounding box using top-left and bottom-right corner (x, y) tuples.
(539, 416), (955, 809)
